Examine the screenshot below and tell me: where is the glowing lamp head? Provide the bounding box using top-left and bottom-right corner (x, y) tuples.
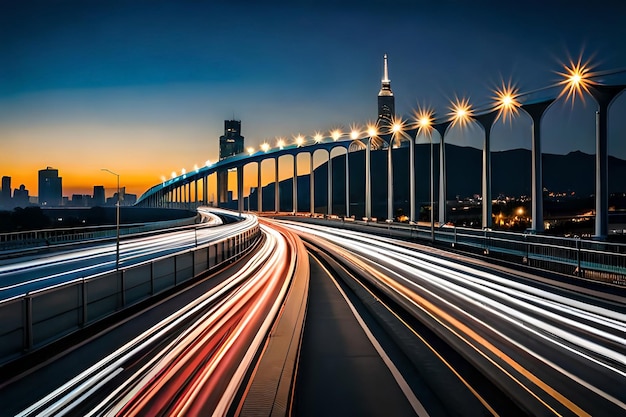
(557, 56), (596, 104)
(247, 147), (255, 155)
(161, 175), (166, 182)
(193, 164), (199, 172)
(367, 125), (377, 137)
(449, 97), (473, 128)
(171, 171), (177, 178)
(261, 142), (270, 152)
(277, 138), (285, 149)
(414, 107), (434, 136)
(181, 168), (186, 175)
(295, 135), (305, 147)
(331, 130), (341, 141)
(350, 129), (360, 140)
(205, 160), (212, 167)
(493, 81), (520, 123)
(314, 132), (323, 143)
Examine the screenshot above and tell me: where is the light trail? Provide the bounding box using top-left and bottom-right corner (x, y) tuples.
(15, 221), (302, 416)
(279, 220), (626, 416)
(0, 209), (254, 300)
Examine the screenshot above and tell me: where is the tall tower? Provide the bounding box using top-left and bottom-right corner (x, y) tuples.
(219, 120), (244, 160)
(217, 120), (245, 205)
(377, 53), (395, 127)
(1, 176), (11, 209)
(38, 167), (62, 207)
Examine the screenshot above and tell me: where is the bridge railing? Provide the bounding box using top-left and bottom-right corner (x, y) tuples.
(0, 222), (262, 365)
(317, 217), (626, 286)
(429, 224), (626, 286)
(0, 216), (198, 253)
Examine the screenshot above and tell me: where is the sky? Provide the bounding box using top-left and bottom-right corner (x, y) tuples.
(2, 0), (626, 199)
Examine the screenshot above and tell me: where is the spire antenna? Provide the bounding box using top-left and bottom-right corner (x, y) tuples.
(383, 53), (390, 83)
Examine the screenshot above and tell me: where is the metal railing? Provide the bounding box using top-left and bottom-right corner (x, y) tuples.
(0, 222), (261, 365)
(0, 216), (198, 252)
(308, 217), (626, 287)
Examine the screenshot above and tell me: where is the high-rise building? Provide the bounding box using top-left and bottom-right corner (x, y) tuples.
(377, 54), (395, 127)
(38, 167), (63, 206)
(93, 185), (105, 206)
(218, 120), (245, 205)
(219, 120), (245, 160)
(13, 185), (29, 207)
(1, 176), (11, 209)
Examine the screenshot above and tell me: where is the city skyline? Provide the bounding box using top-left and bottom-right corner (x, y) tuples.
(2, 1), (626, 198)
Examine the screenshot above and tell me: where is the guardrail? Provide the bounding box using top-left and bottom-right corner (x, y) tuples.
(0, 216), (199, 252)
(427, 226), (626, 285)
(297, 217), (626, 287)
(0, 221), (261, 365)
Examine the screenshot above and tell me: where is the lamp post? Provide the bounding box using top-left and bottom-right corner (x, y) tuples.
(415, 108), (436, 242)
(101, 169), (120, 270)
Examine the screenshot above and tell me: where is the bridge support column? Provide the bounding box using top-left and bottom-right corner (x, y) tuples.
(293, 155), (298, 214)
(589, 85), (625, 239)
(345, 151), (350, 218)
(237, 165), (244, 215)
(522, 100), (554, 233)
(327, 151), (332, 215)
(187, 182), (191, 210)
(409, 134), (415, 222)
(275, 157), (280, 213)
(365, 138), (372, 219)
(475, 112), (498, 230)
(203, 175), (208, 206)
(310, 153), (315, 215)
(257, 162), (262, 212)
(434, 123), (451, 226)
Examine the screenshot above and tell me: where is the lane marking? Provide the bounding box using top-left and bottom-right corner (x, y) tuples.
(309, 250), (430, 417)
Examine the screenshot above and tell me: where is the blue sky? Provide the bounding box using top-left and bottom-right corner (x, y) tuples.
(2, 0), (626, 196)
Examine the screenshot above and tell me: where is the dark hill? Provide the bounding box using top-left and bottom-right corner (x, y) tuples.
(246, 144), (626, 219)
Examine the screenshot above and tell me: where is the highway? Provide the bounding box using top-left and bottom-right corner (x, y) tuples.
(1, 212), (625, 416)
(1, 220), (304, 416)
(0, 208), (251, 300)
(279, 219), (626, 416)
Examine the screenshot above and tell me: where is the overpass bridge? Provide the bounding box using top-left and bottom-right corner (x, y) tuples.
(137, 89), (625, 240)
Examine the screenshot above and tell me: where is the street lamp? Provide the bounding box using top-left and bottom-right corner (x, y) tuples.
(101, 168), (120, 270)
(416, 107), (435, 242)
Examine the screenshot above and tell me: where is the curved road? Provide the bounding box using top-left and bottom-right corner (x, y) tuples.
(280, 219), (626, 416)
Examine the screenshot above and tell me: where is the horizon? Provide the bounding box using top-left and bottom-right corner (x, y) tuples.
(4, 145), (625, 202)
(2, 1), (626, 198)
